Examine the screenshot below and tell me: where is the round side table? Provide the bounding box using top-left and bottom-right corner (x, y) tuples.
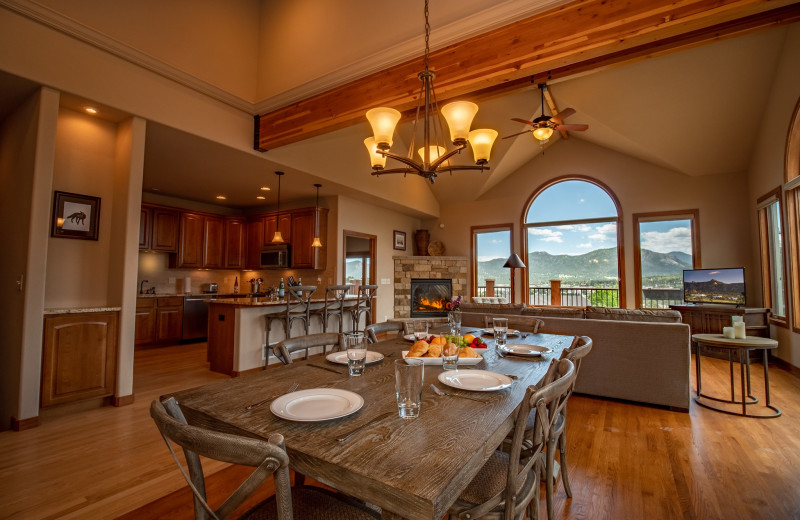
(692, 333), (781, 418)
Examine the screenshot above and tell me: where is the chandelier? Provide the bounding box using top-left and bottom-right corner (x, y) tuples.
(364, 0), (498, 184)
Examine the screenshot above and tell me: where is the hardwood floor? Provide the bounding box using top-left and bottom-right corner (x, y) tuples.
(0, 343), (798, 519)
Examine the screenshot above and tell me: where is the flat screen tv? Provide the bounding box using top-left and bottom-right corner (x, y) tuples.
(683, 267), (745, 305)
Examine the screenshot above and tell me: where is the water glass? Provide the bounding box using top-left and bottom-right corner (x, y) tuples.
(413, 320), (429, 341)
(442, 337), (459, 371)
(448, 311), (462, 335)
(346, 333), (367, 376)
(493, 317), (508, 348)
(395, 359), (424, 419)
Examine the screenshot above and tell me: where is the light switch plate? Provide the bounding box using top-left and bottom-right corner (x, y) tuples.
(381, 278), (391, 284)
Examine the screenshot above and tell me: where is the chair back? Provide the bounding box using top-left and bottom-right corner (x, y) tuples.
(274, 332), (344, 365)
(150, 397), (293, 520)
(355, 285), (378, 309)
(560, 335), (593, 391)
(324, 285), (351, 312)
(365, 321), (404, 344)
(286, 285), (317, 313)
(483, 315), (544, 333)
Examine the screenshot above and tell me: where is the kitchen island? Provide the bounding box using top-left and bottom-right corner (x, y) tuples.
(207, 296), (360, 375)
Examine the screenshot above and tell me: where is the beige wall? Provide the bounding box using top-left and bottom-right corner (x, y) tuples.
(746, 23), (800, 366)
(422, 138), (753, 308)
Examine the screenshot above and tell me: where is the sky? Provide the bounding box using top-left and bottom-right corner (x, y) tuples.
(683, 268), (745, 284)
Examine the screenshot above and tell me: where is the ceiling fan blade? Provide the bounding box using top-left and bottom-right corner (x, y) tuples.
(550, 108), (576, 125)
(555, 123), (588, 132)
(502, 130), (532, 139)
(511, 117), (536, 126)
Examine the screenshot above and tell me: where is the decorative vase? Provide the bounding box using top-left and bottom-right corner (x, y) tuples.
(414, 229), (430, 256)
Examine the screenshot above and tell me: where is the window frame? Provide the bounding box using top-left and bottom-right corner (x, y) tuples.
(757, 188), (788, 326)
(786, 96), (800, 333)
(521, 175), (626, 308)
(470, 224), (514, 301)
(632, 210), (701, 309)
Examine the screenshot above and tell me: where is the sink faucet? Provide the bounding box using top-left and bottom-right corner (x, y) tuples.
(140, 279), (149, 294)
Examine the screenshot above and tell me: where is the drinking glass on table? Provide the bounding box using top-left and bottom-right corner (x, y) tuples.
(413, 320), (429, 341)
(442, 336), (460, 371)
(395, 359), (424, 419)
(492, 317), (508, 349)
(345, 332), (367, 376)
(448, 310), (462, 335)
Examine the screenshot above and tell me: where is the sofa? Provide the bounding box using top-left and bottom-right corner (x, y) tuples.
(460, 305), (691, 411)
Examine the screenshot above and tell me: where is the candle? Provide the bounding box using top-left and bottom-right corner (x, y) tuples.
(731, 315), (744, 325)
(733, 322), (746, 339)
(722, 326), (735, 339)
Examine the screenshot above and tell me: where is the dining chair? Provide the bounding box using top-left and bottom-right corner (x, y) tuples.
(447, 358), (575, 520)
(544, 336), (593, 520)
(483, 315), (544, 333)
(350, 285), (378, 332)
(273, 332), (344, 365)
(150, 397), (381, 520)
(311, 284), (352, 333)
(265, 285), (318, 348)
(364, 321), (405, 344)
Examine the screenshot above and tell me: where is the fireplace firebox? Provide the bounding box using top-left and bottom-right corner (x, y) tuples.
(410, 278), (452, 318)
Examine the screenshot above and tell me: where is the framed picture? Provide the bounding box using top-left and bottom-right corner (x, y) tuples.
(51, 191), (101, 240)
(393, 230), (406, 251)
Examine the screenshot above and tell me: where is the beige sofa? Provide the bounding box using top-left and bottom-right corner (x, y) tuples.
(460, 305), (691, 411)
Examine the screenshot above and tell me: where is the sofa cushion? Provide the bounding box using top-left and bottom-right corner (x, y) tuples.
(470, 297), (509, 304)
(584, 306), (682, 323)
(460, 302), (524, 315)
(522, 307), (585, 319)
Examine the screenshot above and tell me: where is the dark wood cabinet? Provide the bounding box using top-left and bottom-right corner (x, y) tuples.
(224, 217), (247, 269)
(139, 208), (151, 249)
(290, 208), (327, 269)
(203, 216), (224, 268)
(135, 298), (156, 346)
(246, 219), (264, 269)
(177, 212), (204, 267)
(670, 305), (770, 337)
(139, 204), (179, 252)
(41, 311), (118, 407)
(155, 296), (183, 344)
(264, 214), (291, 245)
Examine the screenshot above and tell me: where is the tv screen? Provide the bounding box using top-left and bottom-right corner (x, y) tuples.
(683, 268), (745, 305)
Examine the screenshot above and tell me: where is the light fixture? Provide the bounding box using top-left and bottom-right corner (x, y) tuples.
(216, 195), (227, 200)
(531, 85), (554, 143)
(271, 171), (284, 243)
(312, 183), (323, 248)
(364, 0), (497, 184)
(83, 106), (97, 115)
(503, 253), (526, 303)
(256, 195), (266, 200)
(260, 186), (270, 191)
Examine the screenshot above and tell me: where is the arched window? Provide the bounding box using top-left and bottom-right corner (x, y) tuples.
(523, 177), (624, 307)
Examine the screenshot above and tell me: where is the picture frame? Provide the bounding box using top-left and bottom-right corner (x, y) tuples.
(393, 230), (406, 251)
(51, 191), (101, 240)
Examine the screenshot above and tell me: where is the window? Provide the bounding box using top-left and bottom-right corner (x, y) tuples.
(787, 97), (800, 331)
(523, 178), (623, 307)
(471, 225), (512, 301)
(633, 211), (700, 309)
(757, 190), (787, 323)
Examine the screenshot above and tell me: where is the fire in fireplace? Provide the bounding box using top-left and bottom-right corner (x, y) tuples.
(410, 278), (452, 318)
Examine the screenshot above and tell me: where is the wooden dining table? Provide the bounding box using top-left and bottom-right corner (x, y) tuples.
(166, 327), (575, 520)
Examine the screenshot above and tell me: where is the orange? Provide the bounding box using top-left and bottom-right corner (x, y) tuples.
(463, 333), (475, 343)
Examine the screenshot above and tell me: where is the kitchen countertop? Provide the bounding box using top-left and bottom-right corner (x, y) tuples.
(137, 292), (269, 299)
(44, 306), (122, 315)
(211, 295), (359, 307)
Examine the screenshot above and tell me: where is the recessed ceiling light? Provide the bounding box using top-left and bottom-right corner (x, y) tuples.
(256, 195), (266, 200)
(84, 106), (98, 115)
(216, 195), (227, 200)
(260, 186), (270, 191)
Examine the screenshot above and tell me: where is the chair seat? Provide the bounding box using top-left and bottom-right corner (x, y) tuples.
(243, 485), (381, 520)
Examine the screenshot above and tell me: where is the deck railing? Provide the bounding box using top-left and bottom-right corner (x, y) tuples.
(478, 282), (682, 309)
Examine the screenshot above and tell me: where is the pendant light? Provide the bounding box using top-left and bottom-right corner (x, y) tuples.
(312, 183), (323, 248)
(271, 171), (284, 243)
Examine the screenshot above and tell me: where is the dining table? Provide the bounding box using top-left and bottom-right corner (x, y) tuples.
(165, 326), (576, 520)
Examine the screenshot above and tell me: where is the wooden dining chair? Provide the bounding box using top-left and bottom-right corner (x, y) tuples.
(483, 315), (544, 333)
(311, 284), (352, 333)
(447, 358), (575, 520)
(272, 333), (344, 365)
(350, 285), (378, 332)
(150, 397), (381, 520)
(364, 321), (405, 344)
(545, 335), (593, 520)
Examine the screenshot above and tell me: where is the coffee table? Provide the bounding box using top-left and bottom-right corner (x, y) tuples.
(692, 333), (781, 418)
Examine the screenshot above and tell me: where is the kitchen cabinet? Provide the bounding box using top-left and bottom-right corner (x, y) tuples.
(41, 311), (118, 407)
(203, 216), (224, 268)
(139, 204), (179, 252)
(174, 212), (223, 268)
(263, 213), (291, 246)
(246, 219), (264, 269)
(139, 207), (151, 249)
(224, 217), (246, 269)
(135, 298), (156, 345)
(290, 207), (328, 269)
(155, 296), (183, 344)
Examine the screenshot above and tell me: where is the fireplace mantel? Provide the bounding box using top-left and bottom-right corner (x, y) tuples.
(393, 255), (468, 318)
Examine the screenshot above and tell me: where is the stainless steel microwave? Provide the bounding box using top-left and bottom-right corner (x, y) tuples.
(260, 244), (290, 269)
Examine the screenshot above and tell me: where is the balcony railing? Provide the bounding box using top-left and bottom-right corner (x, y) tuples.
(476, 285), (511, 300)
(478, 281), (682, 309)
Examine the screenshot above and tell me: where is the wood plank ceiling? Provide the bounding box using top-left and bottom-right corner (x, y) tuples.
(255, 0), (800, 152)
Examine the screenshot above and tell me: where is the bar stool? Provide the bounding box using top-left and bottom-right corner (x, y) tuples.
(264, 285), (317, 367)
(311, 284), (352, 333)
(350, 284), (378, 332)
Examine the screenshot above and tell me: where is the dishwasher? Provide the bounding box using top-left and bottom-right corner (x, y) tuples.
(182, 295), (214, 342)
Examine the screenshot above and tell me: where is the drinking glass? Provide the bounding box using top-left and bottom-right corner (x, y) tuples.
(442, 337), (460, 371)
(413, 320), (429, 341)
(395, 359), (424, 419)
(493, 317), (508, 348)
(345, 333), (367, 376)
(448, 311), (462, 335)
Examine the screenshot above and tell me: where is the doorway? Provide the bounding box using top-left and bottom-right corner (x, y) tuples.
(343, 230), (377, 325)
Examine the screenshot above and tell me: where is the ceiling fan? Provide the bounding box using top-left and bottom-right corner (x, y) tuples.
(504, 83), (588, 143)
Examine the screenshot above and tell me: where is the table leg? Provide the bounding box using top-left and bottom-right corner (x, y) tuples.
(695, 342), (702, 396)
(763, 348), (772, 406)
(739, 348), (747, 416)
(728, 349), (735, 402)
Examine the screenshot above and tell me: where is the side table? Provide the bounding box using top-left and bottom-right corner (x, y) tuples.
(692, 333), (781, 418)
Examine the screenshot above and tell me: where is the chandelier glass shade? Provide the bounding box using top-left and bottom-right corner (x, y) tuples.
(364, 0), (497, 183)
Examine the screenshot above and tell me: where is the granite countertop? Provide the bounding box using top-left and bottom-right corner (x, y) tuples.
(44, 306), (122, 315)
(137, 292), (268, 299)
(212, 295), (359, 307)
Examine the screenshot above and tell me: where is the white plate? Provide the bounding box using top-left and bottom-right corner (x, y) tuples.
(270, 389), (364, 422)
(437, 370), (513, 392)
(325, 351), (384, 365)
(403, 334), (441, 342)
(498, 344), (552, 357)
(401, 351), (483, 365)
(482, 329), (520, 337)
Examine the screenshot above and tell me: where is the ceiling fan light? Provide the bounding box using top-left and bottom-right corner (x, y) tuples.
(468, 128), (498, 164)
(441, 101), (478, 144)
(533, 126), (553, 141)
(417, 145), (446, 164)
(366, 107), (401, 149)
(364, 137), (387, 169)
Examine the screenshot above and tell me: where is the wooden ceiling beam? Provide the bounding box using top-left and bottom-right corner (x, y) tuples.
(256, 0), (800, 151)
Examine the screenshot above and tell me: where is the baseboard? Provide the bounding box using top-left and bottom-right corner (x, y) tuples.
(232, 367), (264, 377)
(11, 415), (39, 431)
(114, 394), (135, 407)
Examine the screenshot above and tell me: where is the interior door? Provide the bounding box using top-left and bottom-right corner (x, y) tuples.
(343, 231), (377, 324)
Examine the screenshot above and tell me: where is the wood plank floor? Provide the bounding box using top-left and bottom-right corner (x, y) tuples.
(0, 342), (799, 519)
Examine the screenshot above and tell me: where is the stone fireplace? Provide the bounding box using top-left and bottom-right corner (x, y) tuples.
(394, 256), (468, 318)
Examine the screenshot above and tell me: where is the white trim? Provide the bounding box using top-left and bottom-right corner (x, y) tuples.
(785, 176), (800, 192)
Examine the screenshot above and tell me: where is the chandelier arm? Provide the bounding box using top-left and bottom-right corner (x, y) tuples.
(379, 151), (425, 173)
(372, 168), (418, 176)
(429, 143), (466, 169)
(436, 165), (489, 173)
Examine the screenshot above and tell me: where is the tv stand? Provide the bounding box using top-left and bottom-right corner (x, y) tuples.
(670, 305), (770, 359)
